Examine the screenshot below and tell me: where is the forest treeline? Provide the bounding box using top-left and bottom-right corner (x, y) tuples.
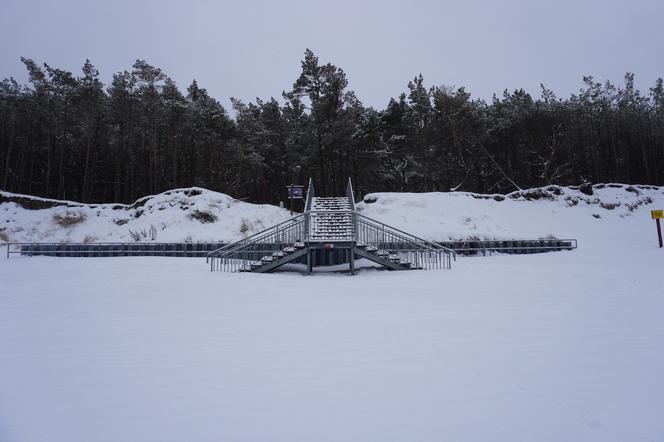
(1, 49), (663, 204)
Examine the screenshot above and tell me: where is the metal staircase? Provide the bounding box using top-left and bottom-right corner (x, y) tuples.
(308, 197), (355, 242)
(207, 178), (455, 273)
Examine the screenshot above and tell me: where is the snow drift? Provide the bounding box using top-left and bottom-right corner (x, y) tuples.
(357, 183), (664, 242)
(0, 187), (291, 243)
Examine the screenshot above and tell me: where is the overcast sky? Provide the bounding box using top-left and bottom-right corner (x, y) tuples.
(1, 0), (663, 111)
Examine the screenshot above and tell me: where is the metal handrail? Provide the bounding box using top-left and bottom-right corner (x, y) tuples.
(346, 177), (356, 211)
(207, 213), (305, 258)
(208, 214), (308, 271)
(353, 213), (455, 270)
(354, 212), (456, 255)
(304, 177), (315, 212)
(211, 217), (305, 259)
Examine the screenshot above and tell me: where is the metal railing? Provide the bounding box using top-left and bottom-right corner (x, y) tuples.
(207, 214), (307, 272)
(354, 212), (456, 270)
(3, 238), (576, 261)
(440, 239), (577, 256)
(5, 242), (225, 258)
(304, 177), (315, 212)
(346, 177), (356, 211)
(206, 209), (456, 272)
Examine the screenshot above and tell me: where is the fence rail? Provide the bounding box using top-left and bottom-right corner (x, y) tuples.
(4, 238), (577, 260)
(5, 242), (226, 258)
(441, 239), (577, 256)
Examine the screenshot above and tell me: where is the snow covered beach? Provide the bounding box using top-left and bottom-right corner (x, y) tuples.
(1, 184), (663, 441)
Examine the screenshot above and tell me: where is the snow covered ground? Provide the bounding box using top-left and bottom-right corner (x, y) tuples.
(0, 187), (291, 244)
(356, 183), (663, 241)
(1, 183), (663, 441)
(2, 183), (662, 245)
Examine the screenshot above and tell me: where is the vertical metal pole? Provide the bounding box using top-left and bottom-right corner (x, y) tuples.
(657, 218), (663, 248)
(289, 185), (294, 215)
(350, 247), (355, 275)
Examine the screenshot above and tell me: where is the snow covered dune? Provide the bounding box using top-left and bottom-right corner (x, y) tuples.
(1, 183), (663, 248)
(0, 188), (291, 244)
(356, 183), (664, 243)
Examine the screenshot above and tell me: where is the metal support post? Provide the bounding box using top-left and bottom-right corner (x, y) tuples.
(306, 247), (312, 274)
(349, 248), (355, 275)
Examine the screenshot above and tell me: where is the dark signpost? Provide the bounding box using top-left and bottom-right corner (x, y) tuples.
(652, 210), (663, 248)
(287, 185), (305, 215)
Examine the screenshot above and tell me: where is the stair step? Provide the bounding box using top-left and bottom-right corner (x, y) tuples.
(309, 200), (355, 241)
(366, 246), (378, 252)
(272, 251), (285, 258)
(261, 256), (274, 263)
(283, 247), (296, 253)
(294, 242), (306, 248)
(311, 196), (352, 213)
(356, 242), (367, 248)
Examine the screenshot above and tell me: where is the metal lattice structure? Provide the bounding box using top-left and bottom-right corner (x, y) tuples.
(207, 178), (456, 274)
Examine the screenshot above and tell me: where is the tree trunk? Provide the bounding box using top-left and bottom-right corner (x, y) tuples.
(2, 108), (16, 190)
(57, 99), (68, 199)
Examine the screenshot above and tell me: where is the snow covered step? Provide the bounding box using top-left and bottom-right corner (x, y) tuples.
(306, 195), (356, 241)
(310, 197), (352, 211)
